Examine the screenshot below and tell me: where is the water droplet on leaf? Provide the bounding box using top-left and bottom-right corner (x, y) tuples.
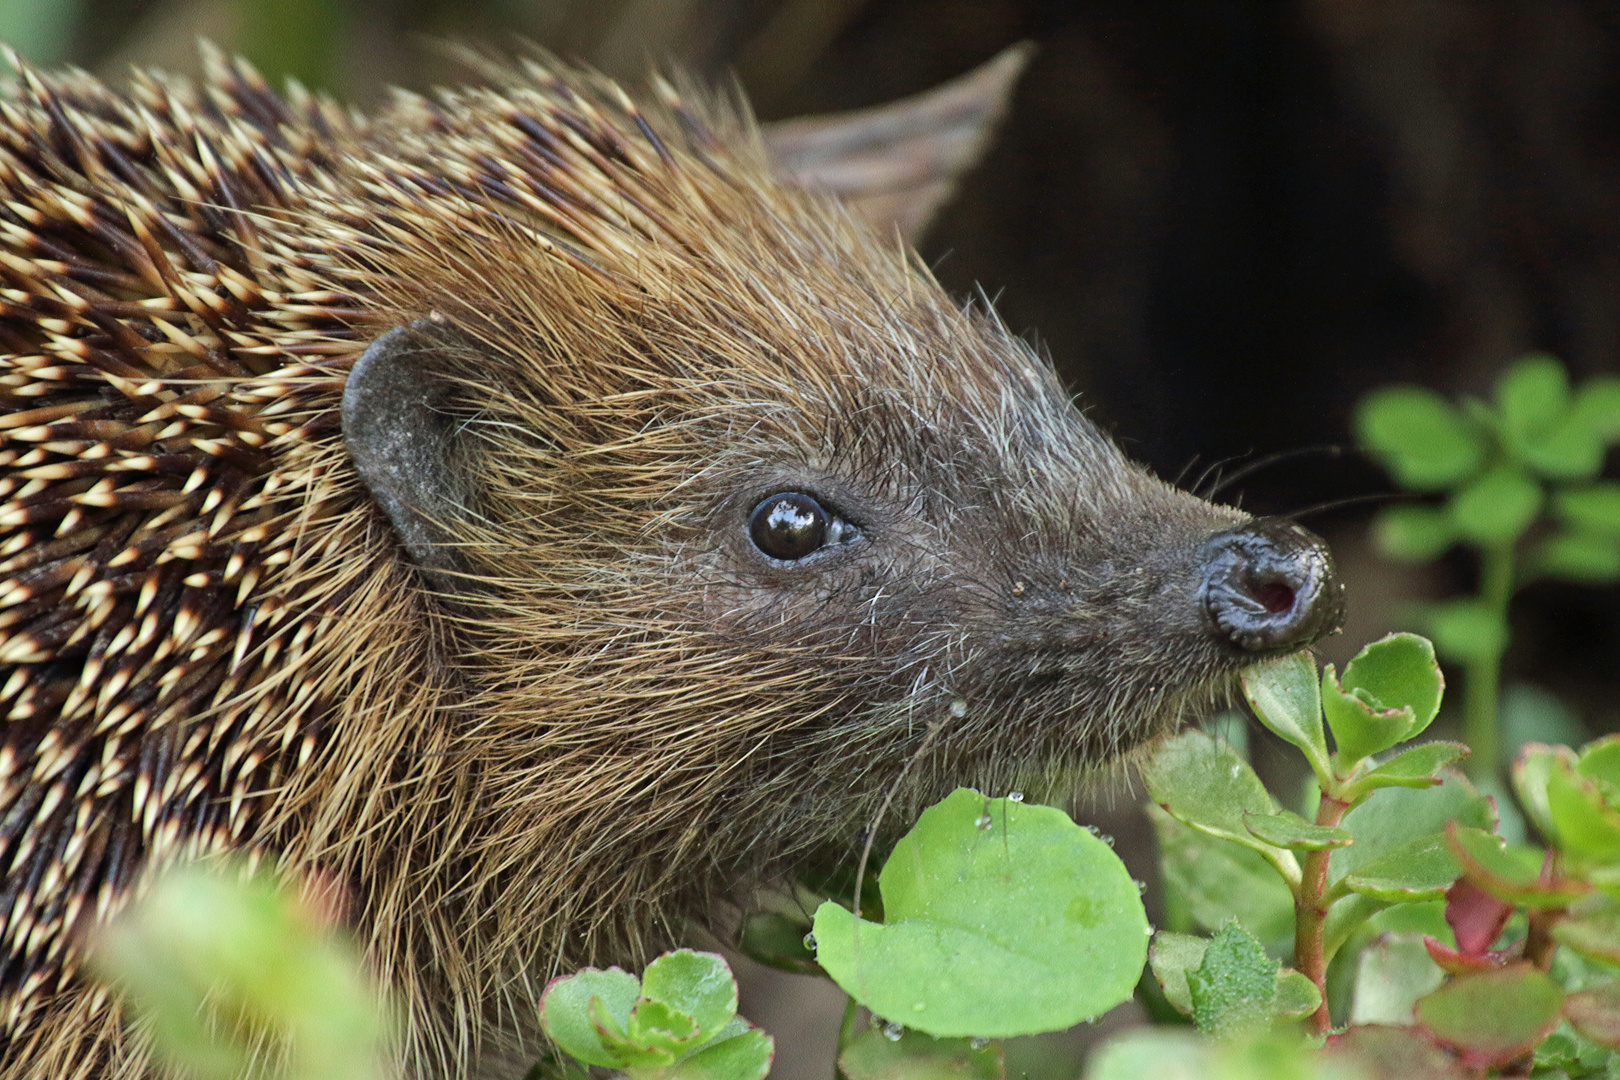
(882, 1021), (904, 1042)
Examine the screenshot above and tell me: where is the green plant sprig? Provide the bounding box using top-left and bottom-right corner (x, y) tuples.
(1356, 354), (1620, 780)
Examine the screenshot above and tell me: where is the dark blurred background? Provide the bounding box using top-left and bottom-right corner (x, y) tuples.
(12, 0), (1620, 1073)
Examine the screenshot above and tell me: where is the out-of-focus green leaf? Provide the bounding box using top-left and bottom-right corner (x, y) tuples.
(1444, 823), (1586, 908)
(1562, 981), (1620, 1050)
(1498, 354), (1571, 437)
(1425, 599), (1509, 664)
(1554, 483), (1620, 535)
(737, 911), (821, 976)
(1447, 466), (1543, 546)
(1371, 504), (1455, 563)
(1572, 375), (1620, 441)
(1553, 894), (1620, 965)
(1414, 964), (1565, 1069)
(90, 863), (390, 1080)
(1532, 529), (1620, 583)
(836, 1027), (999, 1080)
(1356, 387), (1486, 490)
(1513, 743), (1574, 842)
(1349, 934), (1445, 1025)
(1546, 757), (1620, 862)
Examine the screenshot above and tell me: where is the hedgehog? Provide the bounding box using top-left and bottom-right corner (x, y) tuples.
(0, 44), (1343, 1080)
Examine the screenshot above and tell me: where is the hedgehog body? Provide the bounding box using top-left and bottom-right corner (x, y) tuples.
(0, 50), (1340, 1079)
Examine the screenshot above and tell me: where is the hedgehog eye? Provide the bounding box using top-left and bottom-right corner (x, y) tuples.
(748, 492), (857, 561)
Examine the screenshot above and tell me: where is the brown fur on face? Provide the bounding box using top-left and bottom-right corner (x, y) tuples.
(0, 49), (1280, 1079)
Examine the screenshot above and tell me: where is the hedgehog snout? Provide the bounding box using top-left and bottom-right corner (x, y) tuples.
(1198, 519), (1343, 654)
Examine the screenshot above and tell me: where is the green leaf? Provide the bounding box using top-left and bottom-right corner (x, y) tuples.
(1149, 807), (1297, 956)
(1346, 742), (1470, 797)
(1341, 830), (1471, 903)
(1547, 755), (1620, 862)
(1083, 1030), (1211, 1080)
(1532, 528), (1620, 583)
(539, 970), (642, 1068)
(629, 999), (702, 1055)
(1147, 932), (1206, 1017)
(1325, 1024), (1469, 1080)
(1426, 599), (1509, 664)
(1139, 730), (1298, 883)
(639, 950), (737, 1046)
(810, 789), (1147, 1039)
(1185, 922), (1277, 1038)
(837, 1027), (1001, 1080)
(1272, 969), (1321, 1021)
(1554, 483), (1620, 535)
(1330, 772), (1496, 890)
(1572, 375), (1620, 441)
(1355, 386), (1486, 490)
(667, 1027), (775, 1080)
(88, 864), (389, 1080)
(1522, 416), (1606, 479)
(1553, 894), (1620, 965)
(1498, 354), (1572, 438)
(1448, 466), (1544, 546)
(1372, 504), (1455, 563)
(1513, 743), (1573, 843)
(1242, 810), (1351, 851)
(589, 995), (672, 1071)
(1349, 934), (1445, 1025)
(1321, 633), (1444, 768)
(1240, 651), (1331, 783)
(1444, 823), (1586, 908)
(1577, 734), (1620, 793)
(1415, 964), (1565, 1069)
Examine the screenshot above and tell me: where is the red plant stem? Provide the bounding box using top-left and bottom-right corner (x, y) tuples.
(1297, 793), (1351, 1035)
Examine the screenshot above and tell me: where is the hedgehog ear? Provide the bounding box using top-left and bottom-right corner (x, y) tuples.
(342, 320), (478, 581)
(761, 42), (1032, 243)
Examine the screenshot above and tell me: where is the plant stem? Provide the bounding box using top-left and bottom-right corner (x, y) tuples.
(1296, 793), (1351, 1036)
(1463, 543), (1514, 782)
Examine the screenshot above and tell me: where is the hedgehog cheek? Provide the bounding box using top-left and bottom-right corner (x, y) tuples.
(342, 319), (479, 585)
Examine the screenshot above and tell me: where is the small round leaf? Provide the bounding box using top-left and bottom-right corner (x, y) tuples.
(1573, 375), (1620, 441)
(1448, 466), (1543, 546)
(1533, 529), (1620, 583)
(1426, 600), (1508, 664)
(1554, 483), (1620, 536)
(1372, 504), (1455, 563)
(1356, 387), (1486, 490)
(540, 968), (643, 1068)
(1414, 964), (1565, 1069)
(1497, 354), (1572, 439)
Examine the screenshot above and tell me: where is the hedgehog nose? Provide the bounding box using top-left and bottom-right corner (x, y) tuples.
(1199, 520), (1343, 654)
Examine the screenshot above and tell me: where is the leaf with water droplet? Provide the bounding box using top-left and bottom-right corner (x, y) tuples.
(810, 789), (1147, 1039)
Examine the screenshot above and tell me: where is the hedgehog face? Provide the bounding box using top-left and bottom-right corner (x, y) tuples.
(342, 299), (1341, 816)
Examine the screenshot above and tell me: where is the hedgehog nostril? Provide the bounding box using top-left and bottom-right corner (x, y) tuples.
(1199, 520), (1343, 654)
(1254, 581), (1296, 615)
